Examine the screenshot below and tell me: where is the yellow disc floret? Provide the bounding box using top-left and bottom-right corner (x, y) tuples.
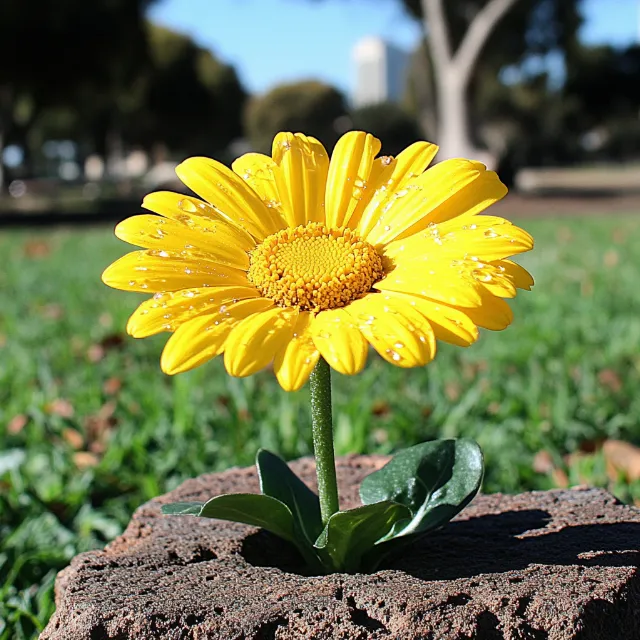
(248, 222), (384, 311)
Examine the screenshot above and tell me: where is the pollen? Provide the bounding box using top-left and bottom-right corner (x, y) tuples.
(248, 222), (384, 311)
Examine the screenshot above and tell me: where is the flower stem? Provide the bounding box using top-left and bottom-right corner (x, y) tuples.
(309, 357), (340, 525)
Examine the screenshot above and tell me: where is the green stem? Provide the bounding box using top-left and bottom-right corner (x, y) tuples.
(309, 357), (340, 525)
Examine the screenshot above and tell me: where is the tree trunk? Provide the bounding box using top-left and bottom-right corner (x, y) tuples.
(434, 73), (474, 160)
(421, 0), (520, 161)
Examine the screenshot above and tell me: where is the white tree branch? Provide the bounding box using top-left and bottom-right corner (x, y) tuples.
(453, 0), (520, 85)
(421, 0), (452, 72)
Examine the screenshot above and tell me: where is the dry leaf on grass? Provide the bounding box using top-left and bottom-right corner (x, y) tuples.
(7, 414), (28, 434)
(602, 439), (640, 482)
(46, 399), (75, 418)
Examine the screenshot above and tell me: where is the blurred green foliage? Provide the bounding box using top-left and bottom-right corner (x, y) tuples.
(244, 80), (348, 153)
(350, 103), (422, 156)
(1, 213), (640, 636)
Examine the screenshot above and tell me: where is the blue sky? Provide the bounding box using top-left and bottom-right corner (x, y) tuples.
(150, 0), (639, 95)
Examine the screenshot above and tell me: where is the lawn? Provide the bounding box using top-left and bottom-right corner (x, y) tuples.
(2, 213), (640, 638)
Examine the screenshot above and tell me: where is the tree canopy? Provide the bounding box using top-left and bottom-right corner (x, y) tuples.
(245, 81), (348, 153)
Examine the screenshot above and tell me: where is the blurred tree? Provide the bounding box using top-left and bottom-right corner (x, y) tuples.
(349, 103), (422, 155)
(563, 44), (640, 161)
(245, 81), (348, 153)
(0, 0), (157, 189)
(124, 25), (247, 158)
(401, 0), (582, 158)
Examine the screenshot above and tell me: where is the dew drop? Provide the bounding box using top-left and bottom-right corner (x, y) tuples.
(178, 199), (198, 214)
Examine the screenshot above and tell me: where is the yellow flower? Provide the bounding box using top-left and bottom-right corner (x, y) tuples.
(102, 131), (534, 391)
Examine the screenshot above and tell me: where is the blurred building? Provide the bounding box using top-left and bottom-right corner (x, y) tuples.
(352, 37), (409, 108)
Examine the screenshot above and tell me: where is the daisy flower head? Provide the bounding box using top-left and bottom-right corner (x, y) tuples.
(102, 131), (533, 391)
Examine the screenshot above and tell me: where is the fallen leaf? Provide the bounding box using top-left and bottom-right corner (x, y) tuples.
(62, 427), (84, 450)
(23, 239), (51, 258)
(557, 227), (573, 243)
(84, 401), (118, 444)
(86, 344), (105, 363)
(581, 279), (594, 297)
(372, 428), (388, 444)
(46, 399), (74, 418)
(577, 438), (606, 454)
(445, 381), (461, 402)
(487, 401), (501, 415)
(73, 452), (100, 469)
(533, 450), (555, 474)
(603, 250), (619, 268)
(602, 439), (640, 482)
(103, 377), (122, 395)
(598, 369), (622, 393)
(371, 400), (390, 417)
(87, 333), (126, 362)
(101, 333), (125, 350)
(612, 228), (625, 244)
(99, 313), (113, 328)
(40, 303), (64, 320)
(552, 468), (570, 488)
(7, 414), (28, 434)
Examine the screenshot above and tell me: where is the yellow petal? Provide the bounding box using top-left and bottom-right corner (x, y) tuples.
(464, 289), (514, 330)
(311, 308), (369, 375)
(375, 261), (482, 307)
(473, 259), (533, 298)
(384, 217), (533, 263)
(357, 141), (438, 239)
(142, 191), (256, 251)
(383, 292), (479, 347)
(161, 298), (274, 375)
(176, 157), (285, 240)
(339, 154), (394, 231)
(115, 215), (250, 270)
(271, 133), (329, 227)
(365, 160), (507, 246)
(224, 307), (298, 377)
(324, 131), (381, 229)
(232, 153), (286, 220)
(498, 259), (534, 290)
(273, 311), (320, 391)
(102, 250), (249, 293)
(127, 285), (260, 338)
(347, 295), (435, 367)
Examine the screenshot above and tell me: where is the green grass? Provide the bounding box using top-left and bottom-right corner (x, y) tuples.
(2, 214), (640, 637)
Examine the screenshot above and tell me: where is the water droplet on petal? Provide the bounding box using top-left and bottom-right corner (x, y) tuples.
(178, 199), (198, 214)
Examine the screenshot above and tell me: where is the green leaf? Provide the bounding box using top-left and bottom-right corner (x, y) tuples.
(314, 501), (411, 572)
(359, 438), (483, 540)
(256, 449), (323, 545)
(198, 493), (296, 543)
(161, 502), (204, 516)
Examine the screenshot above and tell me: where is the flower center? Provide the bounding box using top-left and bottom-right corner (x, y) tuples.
(248, 222), (384, 311)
